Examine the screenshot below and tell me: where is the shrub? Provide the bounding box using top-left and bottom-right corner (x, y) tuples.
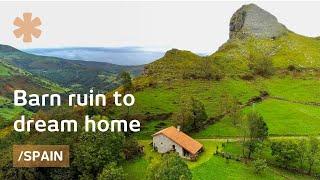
(123, 138), (143, 160)
(97, 162), (125, 180)
(248, 54), (275, 77)
(146, 153), (192, 180)
(271, 141), (299, 169)
(182, 58), (224, 80)
(253, 158), (267, 174)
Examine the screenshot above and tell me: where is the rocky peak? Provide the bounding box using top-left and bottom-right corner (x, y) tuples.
(229, 4), (287, 39)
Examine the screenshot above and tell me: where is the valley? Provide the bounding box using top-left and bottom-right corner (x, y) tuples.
(0, 45), (144, 93)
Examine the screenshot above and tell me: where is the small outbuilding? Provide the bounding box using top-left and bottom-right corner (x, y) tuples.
(152, 126), (203, 160)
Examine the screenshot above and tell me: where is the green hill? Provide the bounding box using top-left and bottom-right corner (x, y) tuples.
(0, 45), (143, 93)
(0, 61), (67, 129)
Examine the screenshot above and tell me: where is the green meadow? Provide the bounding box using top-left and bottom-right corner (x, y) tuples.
(248, 99), (320, 136)
(192, 156), (311, 180)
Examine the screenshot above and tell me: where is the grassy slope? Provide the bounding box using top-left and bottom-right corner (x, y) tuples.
(213, 32), (320, 70)
(0, 61), (67, 94)
(130, 79), (259, 117)
(193, 76), (320, 138)
(133, 74), (320, 138)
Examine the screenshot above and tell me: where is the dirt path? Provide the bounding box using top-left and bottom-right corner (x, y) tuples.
(196, 135), (320, 142)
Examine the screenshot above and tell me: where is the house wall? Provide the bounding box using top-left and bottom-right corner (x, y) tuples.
(153, 134), (184, 157)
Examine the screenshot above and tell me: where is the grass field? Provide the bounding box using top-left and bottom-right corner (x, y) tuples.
(192, 116), (243, 138)
(248, 99), (320, 136)
(257, 77), (320, 103)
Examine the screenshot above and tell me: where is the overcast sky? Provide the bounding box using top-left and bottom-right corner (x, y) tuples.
(1, 1), (320, 54)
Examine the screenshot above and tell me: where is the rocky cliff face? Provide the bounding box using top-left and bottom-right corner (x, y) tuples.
(229, 4), (287, 39)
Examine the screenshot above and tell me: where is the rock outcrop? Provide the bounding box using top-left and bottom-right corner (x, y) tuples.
(229, 4), (287, 39)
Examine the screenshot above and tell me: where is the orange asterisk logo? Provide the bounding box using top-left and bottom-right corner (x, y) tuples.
(13, 13), (42, 43)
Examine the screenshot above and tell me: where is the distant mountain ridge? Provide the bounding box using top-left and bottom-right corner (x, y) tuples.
(0, 45), (144, 93)
(24, 47), (165, 65)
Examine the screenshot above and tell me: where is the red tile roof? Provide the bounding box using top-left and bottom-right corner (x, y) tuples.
(153, 126), (203, 155)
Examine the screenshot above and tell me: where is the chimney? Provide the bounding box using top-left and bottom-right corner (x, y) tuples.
(177, 126), (181, 131)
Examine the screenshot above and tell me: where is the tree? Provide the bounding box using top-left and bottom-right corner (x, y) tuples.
(230, 103), (242, 126)
(174, 104), (194, 132)
(146, 153), (192, 180)
(119, 71), (133, 118)
(97, 162), (126, 180)
(306, 137), (320, 174)
(72, 131), (125, 178)
(271, 141), (299, 169)
(248, 51), (275, 77)
(253, 158), (267, 174)
(244, 140), (262, 159)
(123, 137), (143, 160)
(191, 97), (208, 130)
(243, 110), (268, 158)
(247, 110), (268, 141)
(119, 71), (133, 93)
(175, 96), (207, 132)
(240, 116), (249, 157)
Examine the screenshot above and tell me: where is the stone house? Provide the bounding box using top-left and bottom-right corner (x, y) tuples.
(152, 126), (203, 160)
